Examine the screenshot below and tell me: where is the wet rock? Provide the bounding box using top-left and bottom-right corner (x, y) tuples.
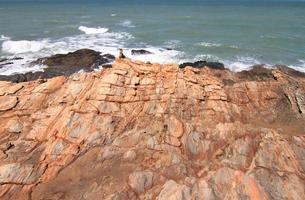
(128, 170), (154, 194)
(179, 60), (225, 70)
(237, 65), (275, 81)
(36, 49), (114, 73)
(131, 49), (153, 55)
(0, 49), (115, 83)
(276, 65), (305, 78)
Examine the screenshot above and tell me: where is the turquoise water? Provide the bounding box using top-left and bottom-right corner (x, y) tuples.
(0, 1), (305, 74)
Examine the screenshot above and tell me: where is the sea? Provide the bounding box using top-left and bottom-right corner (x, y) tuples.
(0, 0), (305, 75)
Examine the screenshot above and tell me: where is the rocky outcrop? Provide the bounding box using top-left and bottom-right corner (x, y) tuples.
(0, 58), (305, 200)
(179, 60), (225, 70)
(0, 49), (115, 83)
(0, 57), (23, 68)
(131, 49), (153, 55)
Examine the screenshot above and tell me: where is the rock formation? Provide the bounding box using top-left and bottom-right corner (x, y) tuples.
(0, 58), (304, 200)
(131, 49), (153, 55)
(0, 49), (115, 83)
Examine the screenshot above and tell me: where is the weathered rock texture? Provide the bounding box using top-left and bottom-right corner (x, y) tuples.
(0, 58), (304, 200)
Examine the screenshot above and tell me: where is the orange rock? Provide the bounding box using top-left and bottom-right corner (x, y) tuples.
(0, 59), (304, 199)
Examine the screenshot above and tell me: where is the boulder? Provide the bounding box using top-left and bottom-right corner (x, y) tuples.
(237, 65), (275, 81)
(35, 49), (114, 72)
(131, 49), (153, 55)
(0, 49), (115, 83)
(179, 60), (225, 70)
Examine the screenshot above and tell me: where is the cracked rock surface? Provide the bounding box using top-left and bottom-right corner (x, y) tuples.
(0, 58), (305, 200)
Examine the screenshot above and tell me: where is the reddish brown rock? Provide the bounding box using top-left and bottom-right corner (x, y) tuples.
(0, 58), (304, 200)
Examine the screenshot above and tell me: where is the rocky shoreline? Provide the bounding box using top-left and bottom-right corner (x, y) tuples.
(0, 53), (305, 199)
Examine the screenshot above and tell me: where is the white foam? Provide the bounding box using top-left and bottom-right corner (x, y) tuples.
(0, 28), (136, 75)
(193, 54), (220, 62)
(78, 26), (109, 34)
(118, 20), (135, 28)
(2, 40), (48, 54)
(163, 40), (181, 49)
(224, 56), (260, 72)
(0, 63), (46, 76)
(0, 35), (10, 41)
(288, 59), (305, 73)
(197, 42), (238, 49)
(127, 47), (182, 64)
(111, 13), (117, 17)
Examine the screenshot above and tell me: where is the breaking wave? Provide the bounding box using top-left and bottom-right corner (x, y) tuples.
(118, 20), (135, 28)
(0, 35), (10, 41)
(197, 42), (238, 49)
(78, 26), (109, 34)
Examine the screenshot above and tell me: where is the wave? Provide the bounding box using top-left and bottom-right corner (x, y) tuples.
(2, 40), (48, 54)
(0, 35), (10, 41)
(299, 59), (305, 67)
(163, 40), (181, 49)
(197, 42), (238, 49)
(223, 56), (261, 71)
(191, 54), (261, 72)
(126, 46), (182, 64)
(78, 26), (109, 34)
(118, 20), (135, 28)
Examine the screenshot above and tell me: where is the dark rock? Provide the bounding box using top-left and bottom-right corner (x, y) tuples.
(223, 79), (236, 86)
(102, 64), (112, 69)
(0, 58), (8, 63)
(179, 61), (225, 70)
(237, 65), (275, 81)
(0, 49), (115, 83)
(0, 62), (14, 68)
(11, 57), (24, 61)
(0, 71), (60, 83)
(0, 57), (23, 66)
(35, 49), (114, 73)
(276, 65), (305, 78)
(131, 49), (153, 56)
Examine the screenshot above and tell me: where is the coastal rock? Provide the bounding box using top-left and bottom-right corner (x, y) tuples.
(237, 65), (275, 81)
(179, 60), (225, 70)
(36, 49), (114, 72)
(0, 58), (304, 199)
(131, 49), (153, 55)
(0, 49), (115, 83)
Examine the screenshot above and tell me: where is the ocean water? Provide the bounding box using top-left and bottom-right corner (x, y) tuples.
(0, 0), (305, 75)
